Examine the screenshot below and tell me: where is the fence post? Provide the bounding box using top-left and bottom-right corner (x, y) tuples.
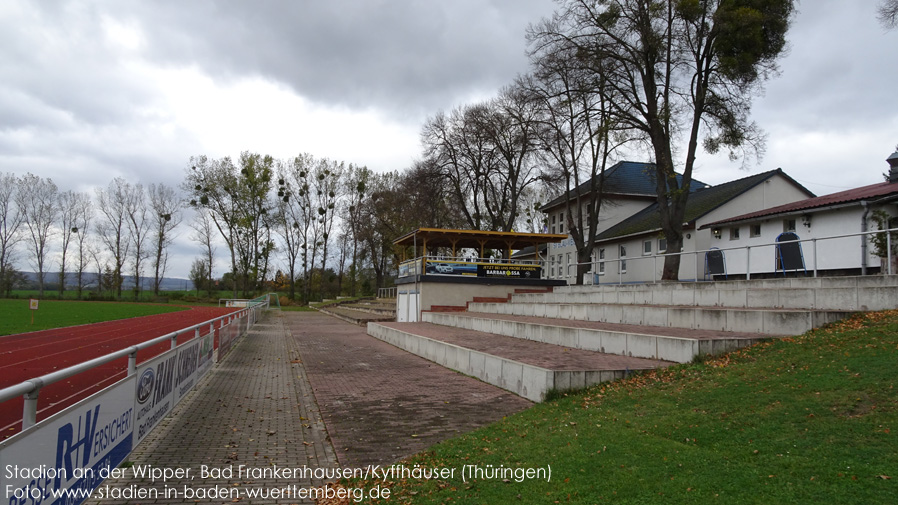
(170, 334), (178, 349)
(886, 230), (892, 275)
(812, 238), (818, 277)
(746, 246), (752, 281)
(22, 390), (39, 430)
(128, 351), (138, 375)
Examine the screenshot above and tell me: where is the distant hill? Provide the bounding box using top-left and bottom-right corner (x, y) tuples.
(18, 271), (194, 291)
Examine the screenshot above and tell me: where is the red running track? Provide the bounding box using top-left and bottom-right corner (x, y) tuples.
(0, 306), (238, 441)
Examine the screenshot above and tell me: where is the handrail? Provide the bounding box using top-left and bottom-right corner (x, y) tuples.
(0, 298), (270, 429)
(564, 226), (898, 283)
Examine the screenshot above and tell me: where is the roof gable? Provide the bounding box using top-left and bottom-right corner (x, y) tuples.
(595, 168), (799, 242)
(704, 180), (898, 227)
(541, 161), (709, 211)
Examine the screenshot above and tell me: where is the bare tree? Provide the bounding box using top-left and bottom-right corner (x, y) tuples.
(57, 191), (91, 296)
(0, 173), (25, 293)
(310, 158), (343, 301)
(189, 208), (217, 297)
(522, 26), (629, 284)
(96, 178), (132, 299)
(72, 195), (93, 298)
(16, 173), (58, 296)
(880, 0), (898, 28)
(148, 183), (183, 295)
(533, 0), (794, 279)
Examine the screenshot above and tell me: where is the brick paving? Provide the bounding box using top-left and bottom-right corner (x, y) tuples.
(282, 311), (533, 468)
(375, 321), (673, 370)
(91, 313), (336, 504)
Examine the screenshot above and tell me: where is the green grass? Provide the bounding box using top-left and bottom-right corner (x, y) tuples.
(0, 299), (188, 336)
(343, 311), (898, 504)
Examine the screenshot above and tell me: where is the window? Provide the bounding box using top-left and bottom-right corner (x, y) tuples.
(784, 219), (796, 232)
(658, 237), (667, 253)
(598, 248), (605, 275)
(729, 227), (741, 240)
(566, 253), (571, 277)
(559, 222), (564, 233)
(620, 245), (627, 273)
(643, 240), (652, 255)
(750, 224), (761, 238)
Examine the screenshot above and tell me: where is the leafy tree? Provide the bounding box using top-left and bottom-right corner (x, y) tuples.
(70, 192), (93, 298)
(189, 258), (210, 296)
(534, 0), (794, 279)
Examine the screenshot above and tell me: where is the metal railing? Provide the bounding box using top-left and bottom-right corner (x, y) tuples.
(565, 227), (897, 284)
(0, 298), (270, 431)
(378, 287), (397, 298)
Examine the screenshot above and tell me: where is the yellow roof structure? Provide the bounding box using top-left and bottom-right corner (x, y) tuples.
(393, 227), (567, 258)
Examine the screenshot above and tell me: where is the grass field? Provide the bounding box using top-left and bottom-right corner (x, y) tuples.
(340, 311), (898, 504)
(0, 299), (189, 336)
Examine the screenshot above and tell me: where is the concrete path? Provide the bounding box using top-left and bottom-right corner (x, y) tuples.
(89, 310), (532, 504)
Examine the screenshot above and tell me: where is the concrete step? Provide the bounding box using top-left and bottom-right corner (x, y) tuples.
(465, 300), (852, 335)
(317, 306), (394, 326)
(423, 311), (770, 363)
(368, 321), (672, 402)
(341, 303), (396, 316)
(513, 276), (898, 311)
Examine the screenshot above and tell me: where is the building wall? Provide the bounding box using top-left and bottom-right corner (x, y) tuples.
(710, 204), (897, 275)
(545, 196), (654, 281)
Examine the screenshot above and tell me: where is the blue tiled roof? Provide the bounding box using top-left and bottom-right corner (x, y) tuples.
(541, 161), (709, 210)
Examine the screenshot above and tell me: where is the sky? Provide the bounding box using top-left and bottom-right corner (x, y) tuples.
(1, 0), (896, 280)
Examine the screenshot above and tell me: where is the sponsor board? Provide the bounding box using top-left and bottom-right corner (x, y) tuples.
(0, 377), (135, 505)
(477, 263), (542, 279)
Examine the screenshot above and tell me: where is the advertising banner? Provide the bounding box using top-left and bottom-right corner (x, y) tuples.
(477, 263), (542, 279)
(0, 377), (135, 505)
(425, 260), (542, 279)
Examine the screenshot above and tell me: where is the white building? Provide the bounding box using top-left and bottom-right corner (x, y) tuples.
(533, 162), (815, 283)
(700, 151), (898, 277)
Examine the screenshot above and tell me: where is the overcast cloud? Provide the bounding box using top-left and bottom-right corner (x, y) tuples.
(1, 0), (896, 278)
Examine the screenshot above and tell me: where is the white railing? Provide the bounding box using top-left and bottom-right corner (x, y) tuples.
(378, 287), (397, 298)
(566, 227), (897, 284)
(0, 297), (270, 431)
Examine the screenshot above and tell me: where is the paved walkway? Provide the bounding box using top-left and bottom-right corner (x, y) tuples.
(90, 310), (532, 504)
(282, 311), (532, 467)
(92, 315), (336, 504)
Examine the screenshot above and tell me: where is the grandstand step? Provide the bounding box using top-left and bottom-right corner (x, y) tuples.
(367, 321), (672, 402)
(515, 276), (898, 312)
(316, 306), (394, 326)
(422, 311), (773, 363)
(465, 301), (852, 335)
(471, 296), (510, 304)
(428, 305), (468, 312)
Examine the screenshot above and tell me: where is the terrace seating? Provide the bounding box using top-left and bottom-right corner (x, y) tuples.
(367, 276), (898, 401)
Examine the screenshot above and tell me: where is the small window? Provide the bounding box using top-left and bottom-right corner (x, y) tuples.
(784, 219), (796, 232)
(658, 237), (667, 253)
(552, 215), (556, 224)
(559, 222), (564, 233)
(750, 224), (761, 238)
(643, 240), (652, 255)
(598, 248), (606, 275)
(620, 245), (627, 273)
(729, 227), (740, 240)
